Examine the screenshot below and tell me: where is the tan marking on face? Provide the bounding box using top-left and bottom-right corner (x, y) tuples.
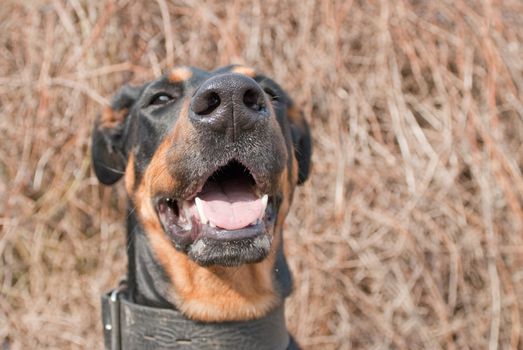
(168, 66), (193, 83)
(287, 105), (304, 127)
(231, 66), (256, 78)
(276, 163), (297, 228)
(99, 106), (128, 129)
(133, 98), (280, 321)
(124, 153), (135, 194)
(175, 247), (279, 321)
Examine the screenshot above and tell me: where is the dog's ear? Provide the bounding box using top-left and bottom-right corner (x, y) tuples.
(287, 105), (312, 185)
(92, 84), (142, 185)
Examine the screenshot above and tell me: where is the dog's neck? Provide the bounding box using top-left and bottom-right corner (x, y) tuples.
(126, 210), (173, 308)
(124, 207), (294, 313)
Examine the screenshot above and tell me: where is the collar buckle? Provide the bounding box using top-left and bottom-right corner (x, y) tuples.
(101, 280), (127, 350)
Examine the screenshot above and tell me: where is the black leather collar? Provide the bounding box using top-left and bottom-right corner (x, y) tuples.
(101, 282), (291, 350)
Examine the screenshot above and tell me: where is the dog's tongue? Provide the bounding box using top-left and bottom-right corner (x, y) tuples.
(196, 179), (263, 230)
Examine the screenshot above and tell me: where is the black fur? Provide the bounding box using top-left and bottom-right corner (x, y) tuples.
(92, 84), (143, 185)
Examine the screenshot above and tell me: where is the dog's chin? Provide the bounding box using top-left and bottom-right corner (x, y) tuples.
(187, 234), (272, 267)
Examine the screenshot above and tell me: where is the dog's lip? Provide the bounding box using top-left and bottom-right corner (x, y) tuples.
(154, 158), (272, 209)
(180, 160), (270, 202)
(155, 195), (276, 248)
(199, 221), (266, 240)
(154, 195), (271, 230)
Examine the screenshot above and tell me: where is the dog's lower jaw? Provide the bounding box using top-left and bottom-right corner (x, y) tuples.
(187, 235), (272, 267)
(153, 233), (281, 322)
(129, 205), (286, 322)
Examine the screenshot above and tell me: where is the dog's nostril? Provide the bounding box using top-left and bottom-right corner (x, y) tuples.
(243, 89), (264, 112)
(192, 91), (221, 116)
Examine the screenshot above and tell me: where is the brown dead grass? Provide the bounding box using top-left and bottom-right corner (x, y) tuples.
(1, 1), (523, 349)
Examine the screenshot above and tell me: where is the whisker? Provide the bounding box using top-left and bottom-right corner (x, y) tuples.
(98, 162), (126, 175)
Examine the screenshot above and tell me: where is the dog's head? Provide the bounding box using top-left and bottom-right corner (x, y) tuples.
(92, 65), (311, 268)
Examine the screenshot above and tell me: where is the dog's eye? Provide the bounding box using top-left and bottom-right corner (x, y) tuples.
(149, 93), (174, 106)
(263, 87), (280, 102)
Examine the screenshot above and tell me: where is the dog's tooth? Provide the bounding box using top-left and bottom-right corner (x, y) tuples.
(209, 221), (216, 228)
(195, 197), (208, 225)
(182, 201), (192, 223)
(260, 194), (268, 217)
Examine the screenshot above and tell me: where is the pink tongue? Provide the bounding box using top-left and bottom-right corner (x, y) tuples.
(196, 179), (263, 230)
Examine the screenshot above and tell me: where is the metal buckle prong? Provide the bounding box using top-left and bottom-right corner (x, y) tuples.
(108, 287), (122, 350)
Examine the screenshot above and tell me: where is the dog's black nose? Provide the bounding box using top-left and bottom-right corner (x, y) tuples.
(190, 73), (269, 136)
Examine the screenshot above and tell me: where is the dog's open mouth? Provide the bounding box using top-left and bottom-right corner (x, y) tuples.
(155, 160), (276, 255)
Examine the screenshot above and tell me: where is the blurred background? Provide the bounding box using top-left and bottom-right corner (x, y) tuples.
(1, 1), (523, 349)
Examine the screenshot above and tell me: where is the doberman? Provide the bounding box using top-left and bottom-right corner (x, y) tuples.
(92, 65), (311, 350)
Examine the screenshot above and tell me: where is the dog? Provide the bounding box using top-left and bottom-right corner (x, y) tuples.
(92, 65), (311, 349)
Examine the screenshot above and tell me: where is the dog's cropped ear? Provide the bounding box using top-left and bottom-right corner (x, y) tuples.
(287, 105), (312, 185)
(92, 84), (142, 185)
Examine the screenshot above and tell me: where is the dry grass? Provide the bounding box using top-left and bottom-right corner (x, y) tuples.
(1, 0), (523, 349)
